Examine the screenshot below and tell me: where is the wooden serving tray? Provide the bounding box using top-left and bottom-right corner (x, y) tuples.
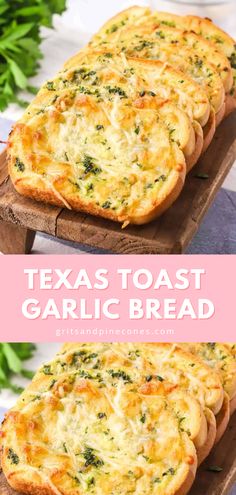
(0, 112), (236, 254)
(0, 411), (235, 495)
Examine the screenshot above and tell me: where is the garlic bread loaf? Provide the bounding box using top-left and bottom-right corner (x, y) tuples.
(1, 352), (197, 495)
(7, 5), (235, 223)
(8, 55), (193, 225)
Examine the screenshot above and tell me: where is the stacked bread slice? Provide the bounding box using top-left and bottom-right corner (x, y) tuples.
(1, 342), (235, 495)
(8, 6), (235, 225)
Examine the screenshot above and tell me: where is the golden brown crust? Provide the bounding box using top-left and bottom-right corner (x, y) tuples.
(215, 101), (226, 126)
(215, 392), (230, 444)
(202, 109), (216, 153)
(225, 94), (236, 118)
(230, 393), (236, 416)
(196, 408), (216, 466)
(185, 121), (203, 172)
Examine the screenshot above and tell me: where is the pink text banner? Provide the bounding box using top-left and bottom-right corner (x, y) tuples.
(0, 255), (234, 342)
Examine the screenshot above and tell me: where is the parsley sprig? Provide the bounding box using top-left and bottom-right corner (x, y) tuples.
(0, 0), (66, 111)
(0, 343), (36, 393)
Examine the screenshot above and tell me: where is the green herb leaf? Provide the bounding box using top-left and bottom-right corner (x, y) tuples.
(207, 466), (223, 473)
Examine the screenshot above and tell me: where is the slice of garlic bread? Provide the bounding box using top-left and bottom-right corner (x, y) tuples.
(92, 5), (235, 116)
(150, 11), (236, 88)
(54, 343), (209, 457)
(61, 51), (202, 170)
(91, 28), (225, 118)
(61, 343), (224, 416)
(64, 51), (210, 126)
(92, 19), (232, 94)
(1, 359), (197, 495)
(8, 87), (186, 225)
(180, 343), (236, 401)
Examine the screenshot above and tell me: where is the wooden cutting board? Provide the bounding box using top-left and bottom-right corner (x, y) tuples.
(0, 112), (236, 254)
(0, 411), (235, 495)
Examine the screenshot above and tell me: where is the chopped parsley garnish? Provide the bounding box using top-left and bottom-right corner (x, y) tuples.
(207, 343), (216, 349)
(140, 413), (146, 423)
(96, 124), (104, 130)
(42, 364), (53, 375)
(102, 200), (112, 209)
(87, 476), (95, 488)
(207, 466), (223, 473)
(49, 379), (56, 389)
(155, 175), (167, 182)
(155, 30), (165, 39)
(7, 448), (19, 465)
(46, 81), (55, 91)
(97, 412), (107, 419)
(160, 20), (176, 27)
(105, 85), (127, 98)
(15, 157), (25, 172)
(107, 369), (132, 383)
(195, 173), (209, 179)
(133, 40), (154, 51)
(163, 467), (175, 476)
(146, 375), (153, 382)
(228, 52), (236, 69)
(108, 24), (118, 33)
(194, 56), (203, 69)
(82, 446), (104, 468)
(82, 155), (101, 176)
(134, 126), (140, 135)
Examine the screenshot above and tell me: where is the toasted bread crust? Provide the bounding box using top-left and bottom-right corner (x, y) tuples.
(215, 392), (230, 444)
(202, 109), (216, 153)
(197, 408), (216, 466)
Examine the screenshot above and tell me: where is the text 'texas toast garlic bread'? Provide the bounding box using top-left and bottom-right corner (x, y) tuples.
(91, 28), (225, 122)
(60, 51), (201, 170)
(1, 362), (197, 495)
(8, 81), (186, 226)
(53, 343), (210, 457)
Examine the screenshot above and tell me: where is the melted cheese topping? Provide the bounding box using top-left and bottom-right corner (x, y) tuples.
(9, 54), (187, 224)
(91, 32), (225, 113)
(180, 343), (236, 399)
(59, 343), (223, 414)
(2, 356), (196, 495)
